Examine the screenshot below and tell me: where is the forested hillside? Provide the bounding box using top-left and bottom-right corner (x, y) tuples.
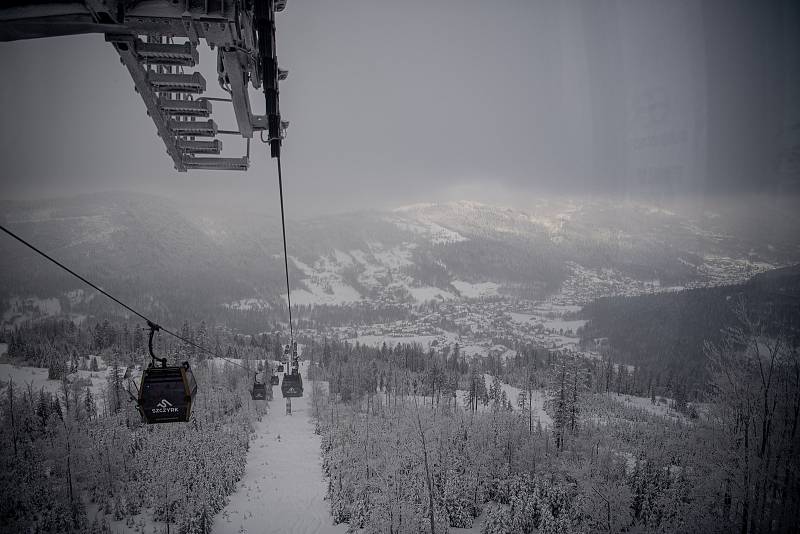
(580, 265), (800, 396)
(305, 322), (800, 534)
(4, 193), (798, 327)
(0, 327), (270, 533)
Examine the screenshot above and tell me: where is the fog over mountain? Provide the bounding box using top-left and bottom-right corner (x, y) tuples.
(2, 190), (797, 326)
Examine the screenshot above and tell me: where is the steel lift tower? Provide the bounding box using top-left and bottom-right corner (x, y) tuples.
(0, 0), (289, 171)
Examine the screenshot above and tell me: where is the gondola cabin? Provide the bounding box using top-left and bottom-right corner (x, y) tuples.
(138, 362), (197, 424)
(281, 371), (303, 398)
(277, 363), (285, 373)
(252, 381), (268, 400)
(270, 374), (280, 386)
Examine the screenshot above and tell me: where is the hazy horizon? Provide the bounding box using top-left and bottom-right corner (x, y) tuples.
(6, 182), (793, 215)
(2, 0), (799, 217)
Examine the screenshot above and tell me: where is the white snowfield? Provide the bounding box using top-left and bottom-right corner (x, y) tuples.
(451, 280), (500, 299)
(285, 256), (362, 306)
(0, 361), (111, 411)
(606, 392), (689, 421)
(213, 364), (346, 534)
(284, 243), (468, 306)
(482, 374), (552, 427)
(349, 333), (439, 347)
(407, 285), (456, 302)
(0, 364), (59, 393)
(224, 298), (272, 311)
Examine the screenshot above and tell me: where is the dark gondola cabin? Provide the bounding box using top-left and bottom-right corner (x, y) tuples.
(281, 371), (303, 398)
(252, 381), (268, 400)
(270, 374), (280, 385)
(138, 362), (198, 424)
(277, 363), (285, 373)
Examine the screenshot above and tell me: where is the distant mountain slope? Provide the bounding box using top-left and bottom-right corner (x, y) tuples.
(0, 192), (797, 324)
(0, 192), (264, 322)
(579, 265), (800, 395)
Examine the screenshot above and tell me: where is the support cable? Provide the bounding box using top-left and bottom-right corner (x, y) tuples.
(0, 223), (252, 371)
(276, 154), (294, 346)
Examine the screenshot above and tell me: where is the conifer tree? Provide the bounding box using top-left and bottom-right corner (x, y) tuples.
(84, 387), (96, 421)
(547, 353), (587, 450)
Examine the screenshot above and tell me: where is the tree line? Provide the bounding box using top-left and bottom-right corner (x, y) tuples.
(0, 325), (272, 533)
(307, 306), (799, 533)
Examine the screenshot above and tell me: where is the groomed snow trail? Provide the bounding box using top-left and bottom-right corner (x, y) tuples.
(213, 373), (347, 534)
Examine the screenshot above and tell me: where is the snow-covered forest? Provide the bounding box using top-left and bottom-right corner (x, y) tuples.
(2, 306), (796, 533)
(0, 322), (273, 533)
(308, 311), (800, 534)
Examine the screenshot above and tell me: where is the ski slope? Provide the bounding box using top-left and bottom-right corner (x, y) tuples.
(213, 368), (346, 534)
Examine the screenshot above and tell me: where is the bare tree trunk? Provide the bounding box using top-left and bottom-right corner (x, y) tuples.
(741, 418), (750, 534)
(571, 364), (578, 433)
(778, 380), (799, 531)
(64, 421), (74, 507)
(591, 485), (612, 533)
(365, 396), (370, 481)
(106, 427), (116, 496)
(524, 362), (532, 434)
(414, 395), (436, 534)
(9, 378), (17, 458)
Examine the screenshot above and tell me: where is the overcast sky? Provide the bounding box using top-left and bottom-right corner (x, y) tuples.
(0, 0), (798, 215)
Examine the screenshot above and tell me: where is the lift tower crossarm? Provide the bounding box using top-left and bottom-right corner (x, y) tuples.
(106, 33), (186, 170)
(0, 0), (289, 170)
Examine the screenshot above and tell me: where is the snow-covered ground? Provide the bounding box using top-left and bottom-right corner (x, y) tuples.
(213, 366), (346, 534)
(542, 318), (587, 333)
(508, 312), (536, 324)
(0, 362), (111, 412)
(456, 374), (552, 428)
(484, 374), (552, 427)
(451, 280), (500, 299)
(407, 285), (456, 302)
(286, 256), (362, 306)
(349, 334), (439, 348)
(0, 364), (57, 393)
(459, 344), (489, 358)
(224, 298), (272, 311)
(605, 393), (686, 421)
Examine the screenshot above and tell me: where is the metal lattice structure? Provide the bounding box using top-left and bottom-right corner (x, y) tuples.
(0, 0), (288, 171)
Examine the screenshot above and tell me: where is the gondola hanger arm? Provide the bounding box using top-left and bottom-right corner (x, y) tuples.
(146, 321), (167, 368)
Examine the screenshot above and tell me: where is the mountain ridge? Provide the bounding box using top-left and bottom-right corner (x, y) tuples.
(1, 191), (797, 325)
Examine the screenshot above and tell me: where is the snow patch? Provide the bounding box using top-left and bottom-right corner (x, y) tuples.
(407, 286), (456, 303)
(284, 256), (361, 306)
(367, 243), (414, 269)
(0, 362), (114, 412)
(457, 374), (552, 427)
(542, 319), (587, 333)
(348, 334), (439, 348)
(451, 280), (500, 298)
(213, 363), (347, 534)
(605, 392), (688, 422)
(224, 298), (272, 311)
